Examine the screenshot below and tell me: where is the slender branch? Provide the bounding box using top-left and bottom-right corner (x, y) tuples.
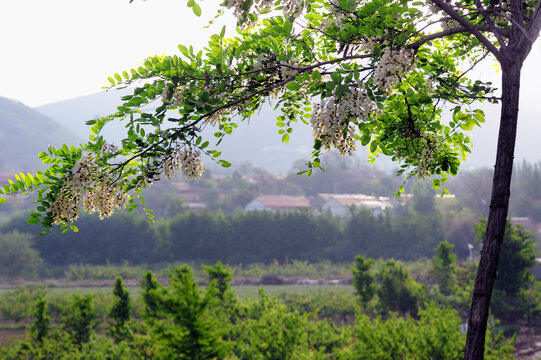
(456, 50), (490, 80)
(409, 25), (501, 49)
(430, 0), (507, 66)
(510, 0), (525, 40)
(475, 0), (508, 48)
(519, 0), (541, 56)
(188, 53), (372, 83)
(113, 56), (372, 170)
(496, 11), (535, 44)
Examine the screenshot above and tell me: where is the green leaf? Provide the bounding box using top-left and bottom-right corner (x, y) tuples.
(283, 21), (293, 34)
(282, 133), (290, 143)
(27, 216), (40, 225)
(361, 133), (371, 146)
(220, 25), (226, 38)
(460, 118), (476, 131)
(0, 197), (5, 205)
(311, 70), (322, 81)
(192, 2), (202, 16)
(370, 141), (378, 153)
(286, 82), (301, 91)
(178, 44), (190, 58)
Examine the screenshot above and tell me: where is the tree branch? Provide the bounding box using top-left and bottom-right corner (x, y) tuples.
(113, 55), (374, 170)
(519, 0), (541, 57)
(408, 25), (503, 49)
(430, 0), (507, 67)
(475, 0), (508, 49)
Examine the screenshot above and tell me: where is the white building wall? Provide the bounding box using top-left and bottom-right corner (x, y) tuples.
(244, 199), (267, 212)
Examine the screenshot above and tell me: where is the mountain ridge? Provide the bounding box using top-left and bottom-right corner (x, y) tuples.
(0, 97), (81, 172)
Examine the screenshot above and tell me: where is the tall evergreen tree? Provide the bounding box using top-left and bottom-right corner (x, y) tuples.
(30, 294), (49, 343)
(108, 276), (132, 342)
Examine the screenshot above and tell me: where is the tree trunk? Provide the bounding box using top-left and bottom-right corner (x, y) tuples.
(464, 61), (522, 359)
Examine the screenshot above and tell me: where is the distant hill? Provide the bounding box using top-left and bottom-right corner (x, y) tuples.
(36, 89), (132, 145)
(0, 97), (81, 172)
(35, 90), (541, 174)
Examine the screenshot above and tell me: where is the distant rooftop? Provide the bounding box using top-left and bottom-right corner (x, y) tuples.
(318, 193), (376, 202)
(255, 195), (311, 208)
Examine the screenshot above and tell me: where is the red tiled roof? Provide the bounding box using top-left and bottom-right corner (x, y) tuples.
(172, 182), (191, 192)
(256, 195), (310, 208)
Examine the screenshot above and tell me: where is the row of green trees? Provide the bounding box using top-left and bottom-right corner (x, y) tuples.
(1, 225), (536, 325)
(1, 263), (515, 360)
(1, 204), (445, 268)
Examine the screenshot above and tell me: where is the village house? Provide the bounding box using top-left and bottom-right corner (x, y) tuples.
(318, 193), (390, 217)
(171, 182), (202, 202)
(244, 195), (311, 212)
(170, 182), (206, 212)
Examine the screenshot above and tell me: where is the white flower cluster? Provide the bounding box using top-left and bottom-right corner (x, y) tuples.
(280, 57), (300, 79)
(442, 18), (460, 31)
(69, 153), (96, 193)
(373, 47), (414, 91)
(49, 190), (81, 225)
(252, 53), (281, 75)
(83, 183), (130, 220)
(320, 17), (335, 31)
(49, 154), (131, 224)
(206, 109), (224, 127)
(360, 38), (382, 53)
(224, 0), (270, 20)
(225, 0), (302, 21)
(417, 144), (435, 178)
(310, 84), (377, 155)
(401, 131), (437, 179)
(311, 106), (357, 156)
(101, 143), (118, 155)
(162, 85), (184, 107)
(326, 3), (351, 30)
(281, 0), (303, 18)
(163, 147), (205, 180)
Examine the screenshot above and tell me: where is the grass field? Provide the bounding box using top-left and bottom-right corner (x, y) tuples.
(0, 284), (354, 299)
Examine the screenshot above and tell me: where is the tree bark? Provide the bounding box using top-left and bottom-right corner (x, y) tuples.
(464, 61), (522, 359)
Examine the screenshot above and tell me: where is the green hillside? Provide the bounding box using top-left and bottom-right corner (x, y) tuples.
(0, 97), (81, 171)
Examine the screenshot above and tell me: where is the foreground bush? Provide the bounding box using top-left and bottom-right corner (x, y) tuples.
(0, 263), (515, 360)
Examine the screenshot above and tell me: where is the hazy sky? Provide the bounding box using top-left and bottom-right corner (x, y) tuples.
(0, 0), (233, 107)
(0, 1), (540, 111)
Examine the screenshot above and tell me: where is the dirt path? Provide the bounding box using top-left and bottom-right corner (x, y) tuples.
(515, 330), (541, 360)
